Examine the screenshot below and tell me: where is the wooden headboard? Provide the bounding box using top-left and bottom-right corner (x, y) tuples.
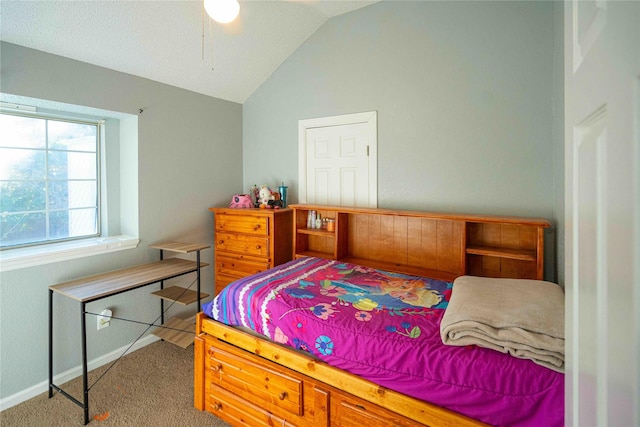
(289, 204), (551, 281)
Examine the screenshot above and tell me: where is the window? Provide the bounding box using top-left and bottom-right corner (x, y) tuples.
(0, 112), (101, 249)
(0, 96), (139, 271)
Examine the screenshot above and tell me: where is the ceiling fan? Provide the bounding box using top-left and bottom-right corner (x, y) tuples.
(203, 0), (240, 24)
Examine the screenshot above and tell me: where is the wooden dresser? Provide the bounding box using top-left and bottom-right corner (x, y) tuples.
(209, 208), (293, 295)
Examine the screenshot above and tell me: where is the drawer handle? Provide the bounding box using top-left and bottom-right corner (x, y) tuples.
(210, 364), (223, 373)
(278, 392), (288, 400)
(218, 240), (225, 244)
(255, 245), (261, 249)
(213, 402), (222, 411)
(253, 224), (261, 231)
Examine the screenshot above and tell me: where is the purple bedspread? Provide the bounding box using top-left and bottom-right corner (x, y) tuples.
(203, 257), (563, 427)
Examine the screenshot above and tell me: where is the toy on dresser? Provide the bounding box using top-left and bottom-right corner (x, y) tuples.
(258, 185), (283, 209)
(229, 194), (253, 208)
(258, 185), (273, 207)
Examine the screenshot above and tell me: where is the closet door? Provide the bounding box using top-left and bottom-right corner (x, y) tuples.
(298, 111), (377, 208)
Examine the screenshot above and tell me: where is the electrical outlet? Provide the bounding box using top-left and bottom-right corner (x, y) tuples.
(97, 309), (112, 330)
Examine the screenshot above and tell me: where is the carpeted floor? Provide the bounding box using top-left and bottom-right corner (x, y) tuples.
(0, 340), (230, 426)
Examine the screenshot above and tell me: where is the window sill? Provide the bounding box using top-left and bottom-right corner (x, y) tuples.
(0, 235), (140, 272)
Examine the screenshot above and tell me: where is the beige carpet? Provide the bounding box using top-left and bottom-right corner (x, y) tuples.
(1, 340), (230, 426)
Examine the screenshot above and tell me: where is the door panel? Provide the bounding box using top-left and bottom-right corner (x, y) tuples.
(574, 108), (606, 424)
(306, 123), (370, 207)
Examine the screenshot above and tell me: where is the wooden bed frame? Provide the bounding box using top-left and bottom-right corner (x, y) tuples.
(194, 205), (551, 426)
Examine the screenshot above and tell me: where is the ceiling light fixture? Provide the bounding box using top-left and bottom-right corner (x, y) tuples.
(204, 0), (240, 24)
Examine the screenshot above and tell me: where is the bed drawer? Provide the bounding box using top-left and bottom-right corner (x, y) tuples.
(215, 232), (269, 258)
(215, 214), (269, 236)
(330, 391), (421, 427)
(216, 256), (270, 278)
(205, 340), (303, 417)
(206, 383), (297, 427)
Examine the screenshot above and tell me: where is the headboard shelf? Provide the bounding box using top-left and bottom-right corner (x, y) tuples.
(465, 245), (537, 261)
(296, 250), (337, 260)
(290, 204), (551, 281)
(297, 228), (335, 236)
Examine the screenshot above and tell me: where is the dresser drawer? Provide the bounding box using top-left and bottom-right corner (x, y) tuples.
(214, 273), (237, 295)
(216, 255), (269, 277)
(215, 232), (269, 258)
(205, 340), (303, 417)
(215, 214), (269, 236)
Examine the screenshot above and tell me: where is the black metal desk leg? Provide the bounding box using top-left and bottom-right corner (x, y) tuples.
(81, 302), (89, 425)
(196, 250), (201, 310)
(48, 289), (54, 398)
(160, 249), (165, 325)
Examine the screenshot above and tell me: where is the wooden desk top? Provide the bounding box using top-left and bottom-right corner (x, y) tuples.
(49, 258), (207, 302)
(149, 241), (210, 254)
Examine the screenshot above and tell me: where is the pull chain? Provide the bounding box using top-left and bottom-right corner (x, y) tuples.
(210, 16), (214, 70)
(202, 1), (205, 60)
(201, 2), (215, 70)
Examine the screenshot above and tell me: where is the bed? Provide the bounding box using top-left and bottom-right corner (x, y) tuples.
(194, 206), (564, 427)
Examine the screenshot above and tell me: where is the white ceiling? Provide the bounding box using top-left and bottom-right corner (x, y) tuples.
(1, 0), (378, 104)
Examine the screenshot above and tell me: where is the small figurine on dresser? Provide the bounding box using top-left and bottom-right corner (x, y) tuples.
(268, 192), (283, 209)
(257, 185), (285, 209)
(258, 185), (274, 208)
(229, 194), (253, 208)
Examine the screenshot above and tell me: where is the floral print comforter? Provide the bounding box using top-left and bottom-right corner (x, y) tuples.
(203, 257), (563, 427)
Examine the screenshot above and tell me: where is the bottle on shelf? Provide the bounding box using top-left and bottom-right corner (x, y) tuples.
(327, 218), (335, 232)
(308, 210), (316, 229)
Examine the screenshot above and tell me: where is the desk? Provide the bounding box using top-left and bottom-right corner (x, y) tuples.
(48, 241), (209, 425)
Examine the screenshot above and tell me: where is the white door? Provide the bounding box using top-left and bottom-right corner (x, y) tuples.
(298, 111), (377, 208)
(564, 1), (640, 426)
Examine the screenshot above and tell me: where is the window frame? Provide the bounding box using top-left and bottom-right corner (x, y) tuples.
(1, 110), (103, 249)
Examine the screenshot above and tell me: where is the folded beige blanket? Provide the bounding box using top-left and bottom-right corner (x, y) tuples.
(440, 275), (565, 373)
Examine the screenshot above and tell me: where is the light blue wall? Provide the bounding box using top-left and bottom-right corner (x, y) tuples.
(243, 1), (562, 280)
(0, 42), (242, 400)
(551, 2), (565, 285)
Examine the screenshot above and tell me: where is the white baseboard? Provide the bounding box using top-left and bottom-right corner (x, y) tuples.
(0, 334), (160, 412)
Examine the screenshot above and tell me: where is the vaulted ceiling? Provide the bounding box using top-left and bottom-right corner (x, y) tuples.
(1, 0), (378, 104)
